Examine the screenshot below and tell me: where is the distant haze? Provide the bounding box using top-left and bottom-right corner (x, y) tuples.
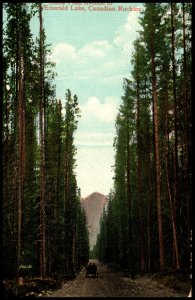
(81, 192), (108, 249)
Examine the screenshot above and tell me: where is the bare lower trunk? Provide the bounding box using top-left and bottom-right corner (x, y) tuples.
(182, 4), (191, 264)
(17, 33), (25, 283)
(151, 32), (165, 272)
(145, 89), (151, 273)
(39, 3), (46, 278)
(126, 124), (135, 278)
(136, 70), (145, 273)
(171, 4), (179, 269)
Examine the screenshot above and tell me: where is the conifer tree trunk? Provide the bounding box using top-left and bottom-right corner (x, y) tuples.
(56, 100), (62, 218)
(64, 123), (71, 274)
(146, 129), (151, 273)
(126, 122), (135, 278)
(182, 2), (191, 270)
(136, 66), (145, 273)
(145, 79), (151, 273)
(150, 29), (165, 272)
(171, 3), (179, 269)
(17, 13), (25, 283)
(64, 91), (75, 277)
(39, 3), (46, 278)
(163, 82), (179, 270)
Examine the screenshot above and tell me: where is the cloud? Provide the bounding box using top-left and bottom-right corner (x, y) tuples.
(51, 40), (113, 64)
(80, 96), (119, 123)
(114, 10), (142, 54)
(75, 131), (114, 147)
(51, 43), (76, 63)
(79, 40), (113, 59)
(75, 145), (115, 197)
(50, 9), (143, 99)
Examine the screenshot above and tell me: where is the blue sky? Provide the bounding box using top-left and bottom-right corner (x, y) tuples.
(5, 3), (143, 197)
(35, 3), (143, 197)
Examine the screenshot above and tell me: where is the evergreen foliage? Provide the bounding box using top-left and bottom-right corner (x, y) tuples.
(2, 3), (89, 280)
(95, 3), (192, 275)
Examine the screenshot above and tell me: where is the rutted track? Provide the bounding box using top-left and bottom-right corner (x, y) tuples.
(46, 260), (188, 297)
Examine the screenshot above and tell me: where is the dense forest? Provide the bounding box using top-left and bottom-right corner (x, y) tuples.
(2, 3), (89, 284)
(2, 2), (192, 296)
(95, 3), (192, 277)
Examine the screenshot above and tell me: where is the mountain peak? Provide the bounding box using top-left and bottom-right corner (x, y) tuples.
(81, 191), (107, 200)
(81, 192), (108, 249)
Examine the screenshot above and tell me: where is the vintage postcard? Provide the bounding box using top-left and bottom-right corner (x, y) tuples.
(2, 2), (192, 297)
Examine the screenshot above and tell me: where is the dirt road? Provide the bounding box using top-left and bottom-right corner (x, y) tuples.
(47, 260), (188, 297)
